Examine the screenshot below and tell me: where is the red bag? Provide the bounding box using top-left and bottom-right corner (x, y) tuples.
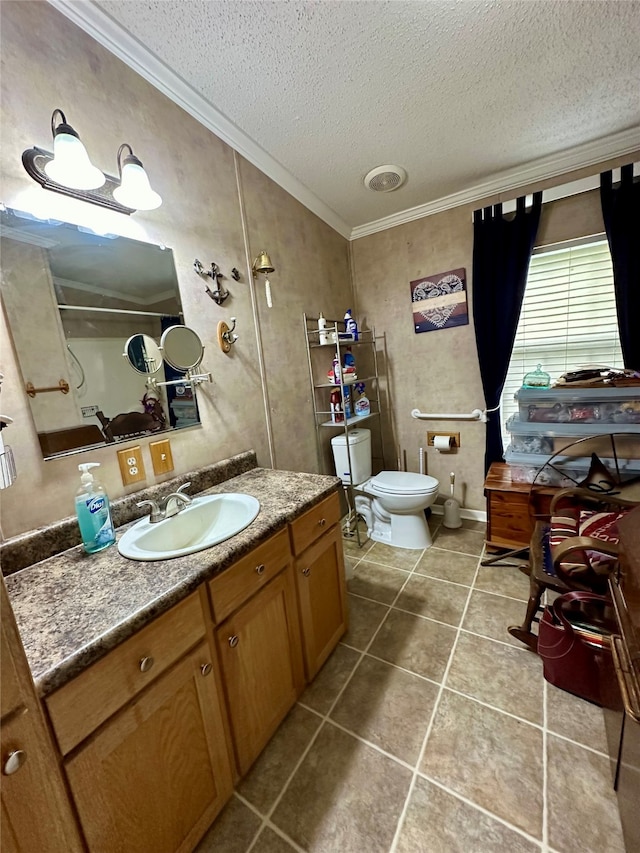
(537, 591), (615, 705)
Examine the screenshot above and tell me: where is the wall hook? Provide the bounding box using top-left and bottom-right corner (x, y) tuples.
(217, 317), (238, 353)
(231, 268), (241, 281)
(194, 258), (229, 305)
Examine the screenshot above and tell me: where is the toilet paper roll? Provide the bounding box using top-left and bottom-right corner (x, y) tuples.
(433, 435), (453, 452)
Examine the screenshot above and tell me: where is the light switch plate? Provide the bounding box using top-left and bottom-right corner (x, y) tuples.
(117, 446), (146, 486)
(150, 439), (174, 475)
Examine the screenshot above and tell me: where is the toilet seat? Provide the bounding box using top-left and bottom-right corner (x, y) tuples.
(368, 471), (439, 495)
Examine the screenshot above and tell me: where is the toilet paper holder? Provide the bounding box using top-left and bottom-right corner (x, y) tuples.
(427, 431), (460, 450)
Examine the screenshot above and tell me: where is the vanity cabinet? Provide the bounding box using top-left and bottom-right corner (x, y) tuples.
(46, 591), (209, 755)
(211, 530), (304, 776)
(289, 493), (348, 680)
(3, 484), (347, 851)
(64, 642), (233, 853)
(1, 579), (83, 853)
(45, 590), (233, 853)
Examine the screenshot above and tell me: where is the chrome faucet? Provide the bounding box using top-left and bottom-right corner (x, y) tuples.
(137, 482), (192, 523)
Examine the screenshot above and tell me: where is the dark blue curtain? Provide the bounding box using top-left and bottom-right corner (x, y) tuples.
(600, 165), (640, 369)
(472, 192), (543, 474)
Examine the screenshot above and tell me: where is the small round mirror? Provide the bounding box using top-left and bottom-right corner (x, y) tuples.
(161, 325), (204, 371)
(123, 334), (163, 375)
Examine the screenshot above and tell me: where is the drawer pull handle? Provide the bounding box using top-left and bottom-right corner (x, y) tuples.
(318, 518), (326, 527)
(228, 635), (239, 648)
(3, 750), (26, 776)
(302, 567), (311, 577)
(139, 656), (155, 673)
(255, 564), (265, 575)
(200, 663), (212, 677)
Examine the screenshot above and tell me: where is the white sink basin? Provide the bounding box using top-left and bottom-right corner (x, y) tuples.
(118, 493), (260, 561)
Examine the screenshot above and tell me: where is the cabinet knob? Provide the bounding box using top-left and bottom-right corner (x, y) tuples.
(139, 656), (154, 673)
(255, 564), (265, 575)
(228, 635), (239, 648)
(200, 663), (212, 676)
(318, 517), (326, 527)
(302, 567), (311, 577)
(3, 750), (26, 776)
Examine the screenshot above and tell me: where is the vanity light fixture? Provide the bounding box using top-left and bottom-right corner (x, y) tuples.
(22, 109), (162, 215)
(113, 144), (162, 211)
(252, 250), (275, 308)
(44, 109), (105, 190)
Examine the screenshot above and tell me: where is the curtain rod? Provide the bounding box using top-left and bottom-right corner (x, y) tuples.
(472, 161), (639, 219)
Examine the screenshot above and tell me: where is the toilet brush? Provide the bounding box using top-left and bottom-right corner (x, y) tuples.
(443, 472), (462, 529)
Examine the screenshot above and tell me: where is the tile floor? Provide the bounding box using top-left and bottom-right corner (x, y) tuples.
(197, 517), (625, 853)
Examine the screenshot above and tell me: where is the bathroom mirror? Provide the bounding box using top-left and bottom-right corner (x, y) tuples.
(161, 325), (204, 371)
(124, 334), (164, 375)
(0, 205), (202, 459)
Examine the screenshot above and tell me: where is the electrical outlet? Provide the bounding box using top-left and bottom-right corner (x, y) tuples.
(117, 445), (146, 486)
(149, 439), (174, 475)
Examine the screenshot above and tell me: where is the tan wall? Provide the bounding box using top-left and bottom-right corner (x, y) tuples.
(351, 204), (485, 510)
(350, 176), (635, 512)
(0, 1), (351, 537)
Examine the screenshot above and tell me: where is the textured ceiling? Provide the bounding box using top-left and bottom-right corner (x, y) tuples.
(80, 1), (640, 231)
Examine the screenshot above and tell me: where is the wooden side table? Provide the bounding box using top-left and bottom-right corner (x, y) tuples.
(483, 462), (556, 551)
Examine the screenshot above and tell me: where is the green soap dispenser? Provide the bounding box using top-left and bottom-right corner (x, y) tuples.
(76, 462), (116, 553)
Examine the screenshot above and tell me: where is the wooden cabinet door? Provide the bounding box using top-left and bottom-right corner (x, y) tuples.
(65, 642), (233, 853)
(1, 578), (83, 853)
(1, 707), (80, 853)
(216, 567), (303, 776)
(295, 524), (348, 680)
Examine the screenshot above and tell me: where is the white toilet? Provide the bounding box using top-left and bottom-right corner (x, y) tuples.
(331, 429), (439, 550)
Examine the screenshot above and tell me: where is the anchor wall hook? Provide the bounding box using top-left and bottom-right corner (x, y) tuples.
(193, 258), (230, 305)
(217, 317), (239, 353)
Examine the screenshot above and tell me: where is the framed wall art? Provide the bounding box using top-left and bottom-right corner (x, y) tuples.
(410, 267), (468, 333)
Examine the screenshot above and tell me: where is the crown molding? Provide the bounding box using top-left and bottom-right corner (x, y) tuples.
(351, 127), (640, 240)
(47, 0), (352, 240)
(47, 2), (639, 244)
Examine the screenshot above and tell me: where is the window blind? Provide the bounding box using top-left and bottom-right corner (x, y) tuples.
(501, 238), (624, 443)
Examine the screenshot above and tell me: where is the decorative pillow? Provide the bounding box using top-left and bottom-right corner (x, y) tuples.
(578, 509), (631, 566)
(549, 508), (580, 549)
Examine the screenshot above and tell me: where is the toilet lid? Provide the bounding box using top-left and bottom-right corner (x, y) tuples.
(369, 471), (438, 495)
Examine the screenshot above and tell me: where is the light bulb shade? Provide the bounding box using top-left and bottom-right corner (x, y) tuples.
(44, 131), (105, 190)
(113, 161), (162, 211)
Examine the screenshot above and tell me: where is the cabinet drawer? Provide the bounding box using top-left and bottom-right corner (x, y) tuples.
(208, 528), (291, 623)
(487, 490), (531, 547)
(46, 591), (206, 755)
(288, 492), (341, 556)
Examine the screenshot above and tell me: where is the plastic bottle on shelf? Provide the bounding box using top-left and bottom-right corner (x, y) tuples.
(344, 309), (359, 341)
(318, 312), (328, 346)
(331, 355), (342, 384)
(330, 389), (344, 422)
(354, 382), (370, 417)
(343, 347), (355, 369)
(342, 385), (352, 419)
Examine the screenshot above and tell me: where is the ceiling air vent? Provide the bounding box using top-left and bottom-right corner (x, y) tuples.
(364, 165), (407, 193)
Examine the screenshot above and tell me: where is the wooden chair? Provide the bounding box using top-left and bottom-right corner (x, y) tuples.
(508, 486), (638, 651)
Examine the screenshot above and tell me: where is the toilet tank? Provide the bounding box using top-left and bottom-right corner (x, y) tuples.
(331, 429), (371, 485)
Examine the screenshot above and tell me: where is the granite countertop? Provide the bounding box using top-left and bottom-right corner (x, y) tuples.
(5, 466), (340, 699)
